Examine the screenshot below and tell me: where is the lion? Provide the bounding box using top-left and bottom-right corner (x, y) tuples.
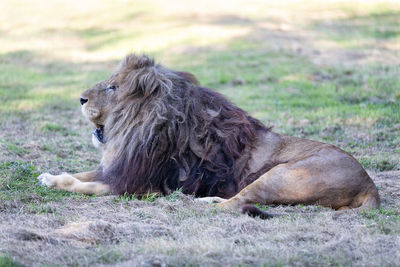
(38, 54), (380, 218)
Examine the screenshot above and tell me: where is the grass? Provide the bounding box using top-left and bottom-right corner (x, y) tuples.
(0, 161), (84, 203)
(0, 0), (399, 266)
(0, 254), (23, 267)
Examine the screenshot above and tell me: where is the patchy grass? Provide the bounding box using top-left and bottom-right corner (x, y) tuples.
(0, 254), (24, 267)
(359, 156), (397, 172)
(0, 0), (399, 266)
(0, 161), (82, 203)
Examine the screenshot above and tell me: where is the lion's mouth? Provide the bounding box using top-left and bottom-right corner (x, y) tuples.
(93, 125), (105, 144)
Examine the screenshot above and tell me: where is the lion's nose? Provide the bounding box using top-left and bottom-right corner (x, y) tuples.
(80, 97), (88, 105)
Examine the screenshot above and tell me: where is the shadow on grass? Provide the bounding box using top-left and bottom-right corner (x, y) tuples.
(0, 50), (120, 114)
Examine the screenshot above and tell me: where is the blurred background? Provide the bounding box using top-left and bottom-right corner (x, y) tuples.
(0, 0), (399, 173)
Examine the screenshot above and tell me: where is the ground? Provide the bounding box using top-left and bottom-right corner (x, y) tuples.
(0, 0), (399, 266)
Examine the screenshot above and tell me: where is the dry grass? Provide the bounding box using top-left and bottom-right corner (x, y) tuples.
(1, 171), (400, 266)
(1, 0), (399, 266)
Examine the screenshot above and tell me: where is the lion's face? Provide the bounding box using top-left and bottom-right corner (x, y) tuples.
(79, 54), (194, 148)
(80, 77), (119, 145)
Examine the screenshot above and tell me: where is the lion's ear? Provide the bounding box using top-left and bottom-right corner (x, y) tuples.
(126, 67), (171, 97)
(140, 68), (173, 97)
(177, 71), (200, 85)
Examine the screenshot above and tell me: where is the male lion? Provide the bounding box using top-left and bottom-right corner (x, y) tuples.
(38, 54), (380, 218)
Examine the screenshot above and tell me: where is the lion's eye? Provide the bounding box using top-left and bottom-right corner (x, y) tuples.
(106, 85), (117, 93)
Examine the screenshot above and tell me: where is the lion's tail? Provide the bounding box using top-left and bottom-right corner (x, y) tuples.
(241, 205), (279, 219)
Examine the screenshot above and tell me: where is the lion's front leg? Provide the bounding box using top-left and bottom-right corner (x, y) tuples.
(195, 196), (227, 204)
(71, 171), (97, 182)
(37, 172), (110, 195)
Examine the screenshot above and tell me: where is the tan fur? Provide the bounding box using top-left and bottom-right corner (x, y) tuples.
(215, 132), (380, 211)
(38, 54), (380, 216)
(38, 172), (110, 195)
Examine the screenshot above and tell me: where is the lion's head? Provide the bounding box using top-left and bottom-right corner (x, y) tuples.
(80, 54), (268, 197)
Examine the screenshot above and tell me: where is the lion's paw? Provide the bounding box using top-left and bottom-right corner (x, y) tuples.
(37, 173), (56, 187)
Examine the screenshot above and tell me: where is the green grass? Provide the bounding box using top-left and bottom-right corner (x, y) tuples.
(0, 254), (23, 267)
(0, 140), (29, 157)
(362, 207), (400, 235)
(40, 123), (77, 136)
(312, 10), (400, 43)
(359, 156), (397, 172)
(0, 161), (77, 202)
(95, 249), (126, 265)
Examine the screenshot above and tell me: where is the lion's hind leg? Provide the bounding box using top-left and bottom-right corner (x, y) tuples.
(216, 163), (289, 211)
(38, 173), (110, 195)
(217, 148), (380, 219)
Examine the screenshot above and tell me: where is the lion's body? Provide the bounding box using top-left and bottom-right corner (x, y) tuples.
(38, 54), (380, 217)
(218, 131), (379, 211)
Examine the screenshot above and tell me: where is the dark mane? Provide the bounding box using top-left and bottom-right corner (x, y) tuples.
(98, 54), (269, 197)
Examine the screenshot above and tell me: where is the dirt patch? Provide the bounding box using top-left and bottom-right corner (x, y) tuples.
(372, 170), (400, 207)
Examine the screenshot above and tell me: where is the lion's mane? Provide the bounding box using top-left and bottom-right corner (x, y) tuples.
(97, 54), (269, 197)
